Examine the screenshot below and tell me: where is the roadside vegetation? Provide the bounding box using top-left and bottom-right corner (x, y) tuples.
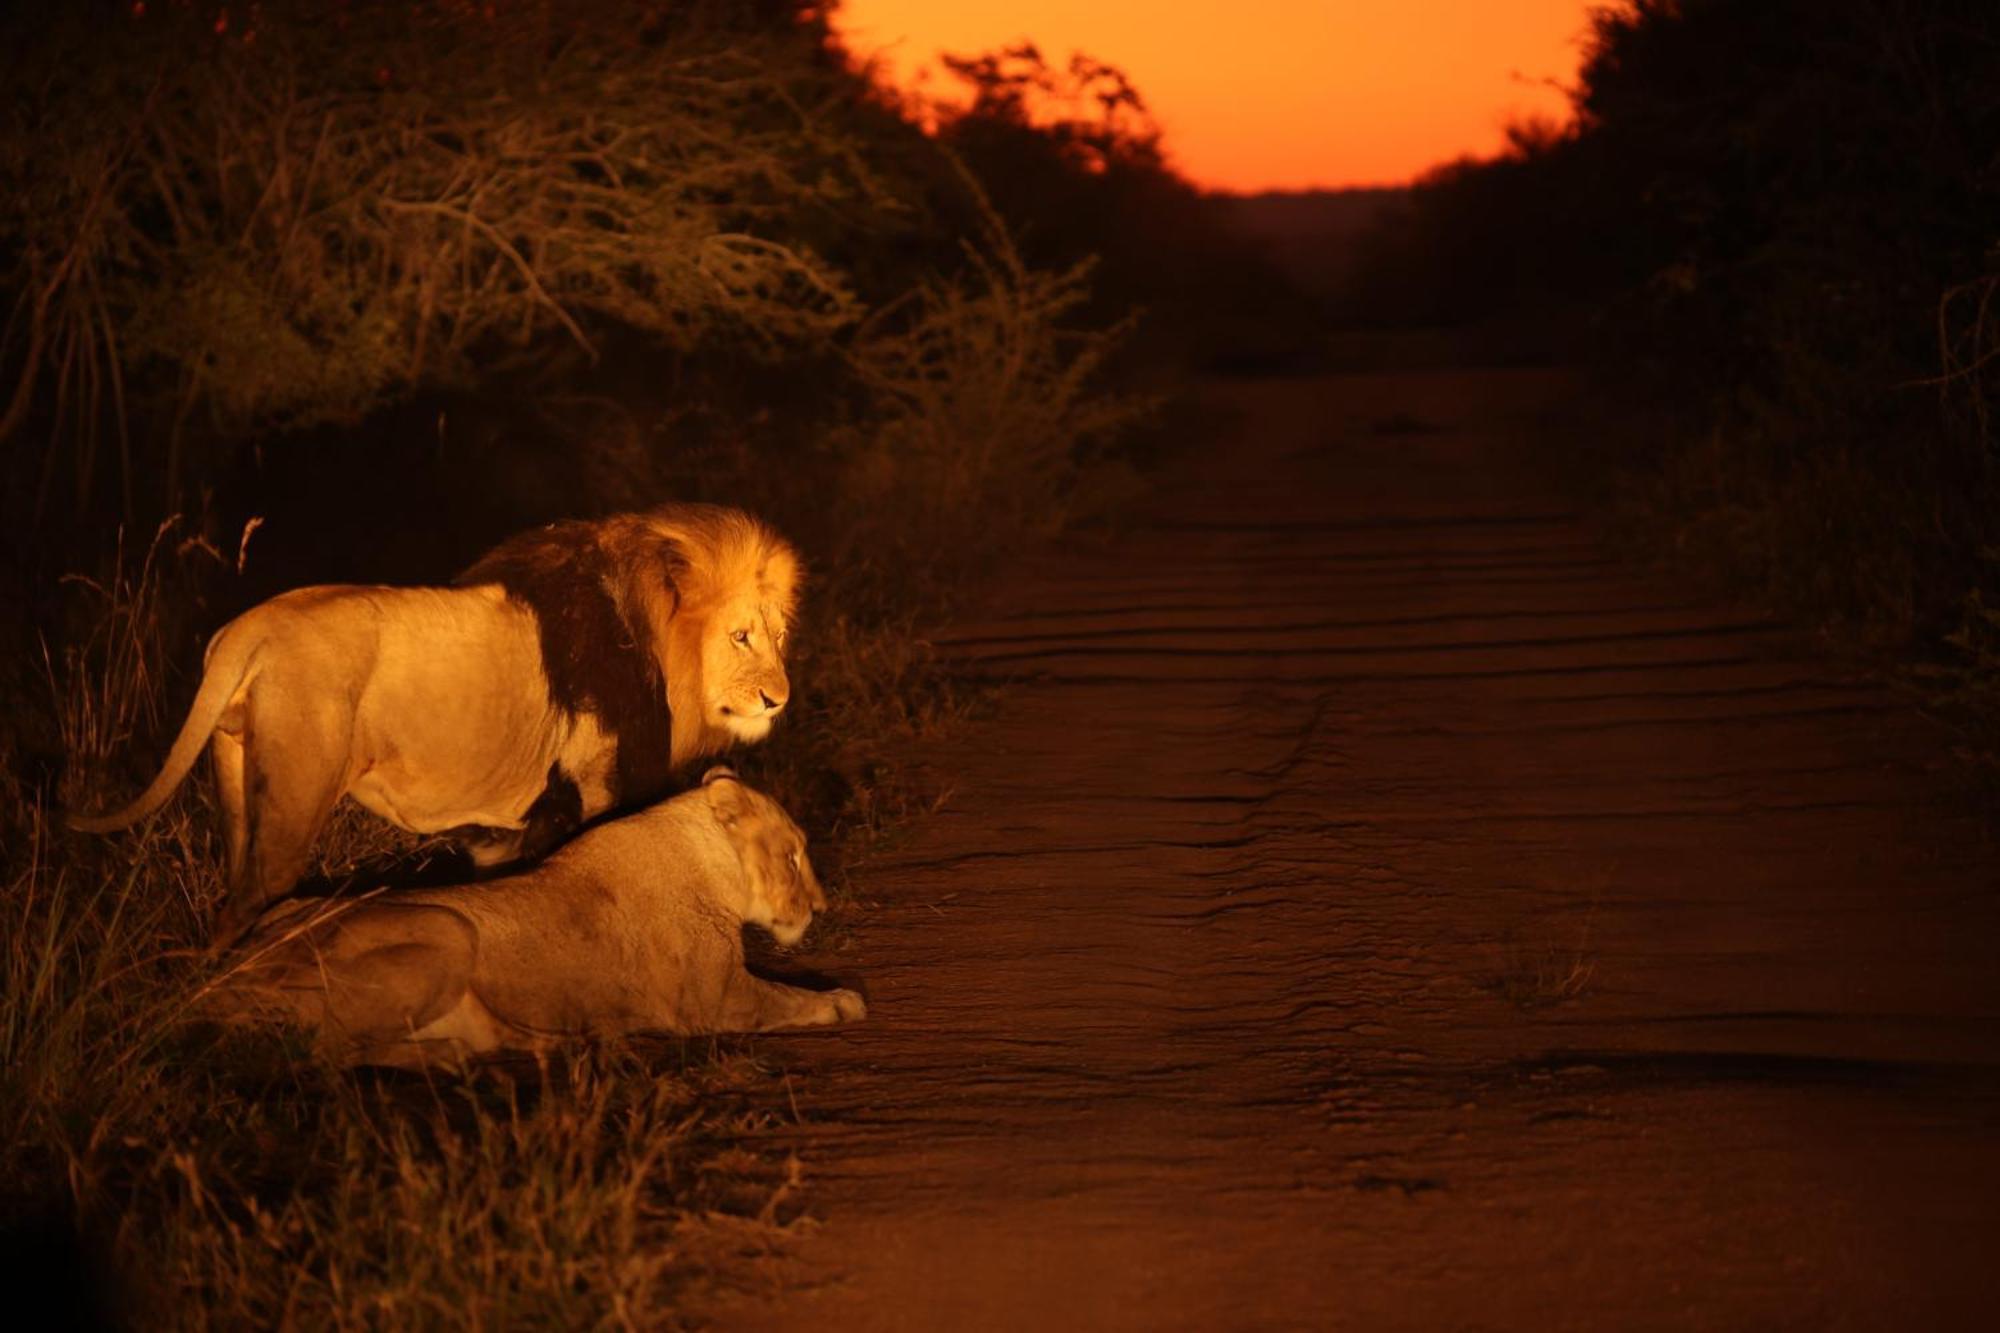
(1339, 0), (2000, 771)
(0, 2), (1274, 1322)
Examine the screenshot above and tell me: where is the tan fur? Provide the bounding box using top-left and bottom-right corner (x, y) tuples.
(67, 505), (800, 937)
(208, 771), (863, 1069)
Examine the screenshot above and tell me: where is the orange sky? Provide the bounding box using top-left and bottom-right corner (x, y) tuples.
(834, 1), (1597, 192)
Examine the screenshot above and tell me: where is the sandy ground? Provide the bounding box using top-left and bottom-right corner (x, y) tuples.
(706, 370), (2000, 1331)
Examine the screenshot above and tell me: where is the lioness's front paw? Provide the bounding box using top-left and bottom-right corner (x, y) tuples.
(829, 988), (867, 1023)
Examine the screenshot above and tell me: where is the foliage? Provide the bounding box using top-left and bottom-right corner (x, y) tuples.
(0, 0), (884, 527)
(936, 43), (1164, 176)
(834, 190), (1149, 579)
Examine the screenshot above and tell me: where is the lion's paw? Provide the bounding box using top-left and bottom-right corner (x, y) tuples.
(829, 988), (867, 1023)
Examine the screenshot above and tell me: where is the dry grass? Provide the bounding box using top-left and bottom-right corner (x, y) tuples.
(1482, 914), (1597, 1011)
(0, 463), (971, 1325)
(4, 541), (826, 1326)
(0, 500), (982, 1327)
(832, 184), (1149, 579)
(116, 1048), (794, 1330)
(0, 566), (946, 1327)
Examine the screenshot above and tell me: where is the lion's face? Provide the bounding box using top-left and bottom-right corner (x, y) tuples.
(700, 590), (793, 744)
(704, 769), (824, 946)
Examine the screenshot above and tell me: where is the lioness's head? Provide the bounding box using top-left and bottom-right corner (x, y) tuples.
(631, 506), (801, 758)
(703, 767), (825, 946)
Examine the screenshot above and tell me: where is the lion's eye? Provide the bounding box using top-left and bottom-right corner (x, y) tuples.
(731, 629), (750, 646)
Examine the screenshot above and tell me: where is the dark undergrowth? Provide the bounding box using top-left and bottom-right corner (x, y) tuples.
(1340, 0), (2000, 782)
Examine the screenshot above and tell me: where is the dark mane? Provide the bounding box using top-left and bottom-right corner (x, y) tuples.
(457, 521), (678, 805)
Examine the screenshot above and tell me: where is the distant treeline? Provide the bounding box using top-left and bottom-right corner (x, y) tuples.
(1351, 0), (2000, 722)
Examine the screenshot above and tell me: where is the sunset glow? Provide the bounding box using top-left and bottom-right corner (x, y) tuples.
(835, 0), (1596, 192)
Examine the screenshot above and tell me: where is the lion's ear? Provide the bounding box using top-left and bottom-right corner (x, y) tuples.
(703, 769), (747, 826)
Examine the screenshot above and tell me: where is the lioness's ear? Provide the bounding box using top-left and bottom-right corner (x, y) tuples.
(704, 769), (747, 826)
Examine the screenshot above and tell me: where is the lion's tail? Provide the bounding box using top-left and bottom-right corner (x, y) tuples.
(66, 620), (257, 834)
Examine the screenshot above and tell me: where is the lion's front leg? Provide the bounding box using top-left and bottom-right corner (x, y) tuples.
(452, 764), (583, 870)
(722, 975), (867, 1032)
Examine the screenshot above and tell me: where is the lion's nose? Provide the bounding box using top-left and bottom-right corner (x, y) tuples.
(760, 689), (785, 714)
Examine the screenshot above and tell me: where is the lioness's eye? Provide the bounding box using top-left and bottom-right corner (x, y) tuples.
(732, 629), (750, 646)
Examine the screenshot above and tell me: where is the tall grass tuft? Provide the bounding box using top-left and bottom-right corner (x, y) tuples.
(835, 187), (1149, 589)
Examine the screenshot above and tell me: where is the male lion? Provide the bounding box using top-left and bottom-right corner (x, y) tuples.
(69, 503), (799, 938)
(208, 768), (865, 1069)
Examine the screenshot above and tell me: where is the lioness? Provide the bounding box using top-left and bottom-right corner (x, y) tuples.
(69, 503), (799, 938)
(208, 768), (864, 1069)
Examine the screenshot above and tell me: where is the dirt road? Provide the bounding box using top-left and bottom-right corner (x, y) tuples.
(713, 371), (2000, 1330)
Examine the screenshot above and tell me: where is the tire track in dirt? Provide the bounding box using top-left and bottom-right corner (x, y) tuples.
(710, 371), (2000, 1331)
